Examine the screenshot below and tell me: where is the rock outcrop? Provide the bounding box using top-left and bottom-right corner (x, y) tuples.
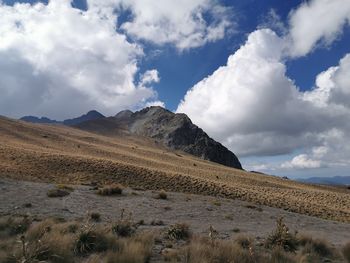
(121, 107), (242, 169)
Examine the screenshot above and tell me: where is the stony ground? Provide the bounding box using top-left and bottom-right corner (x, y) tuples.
(1, 178), (349, 247)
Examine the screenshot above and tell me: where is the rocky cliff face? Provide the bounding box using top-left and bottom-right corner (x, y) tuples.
(123, 107), (242, 169)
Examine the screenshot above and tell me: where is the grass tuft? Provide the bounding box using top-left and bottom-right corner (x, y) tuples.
(265, 217), (298, 252)
(47, 188), (70, 198)
(97, 184), (124, 196)
(167, 223), (191, 240)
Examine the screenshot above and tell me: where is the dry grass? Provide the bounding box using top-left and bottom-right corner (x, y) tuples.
(167, 223), (191, 240)
(0, 116), (349, 222)
(0, 215), (347, 263)
(90, 212), (101, 222)
(47, 188), (70, 197)
(176, 236), (263, 263)
(97, 184), (124, 196)
(343, 242), (350, 262)
(265, 217), (298, 252)
(0, 216), (153, 263)
(298, 235), (334, 258)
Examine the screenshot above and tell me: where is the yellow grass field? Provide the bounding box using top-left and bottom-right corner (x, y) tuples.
(0, 116), (349, 222)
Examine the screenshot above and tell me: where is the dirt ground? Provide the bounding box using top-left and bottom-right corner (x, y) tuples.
(1, 178), (349, 247)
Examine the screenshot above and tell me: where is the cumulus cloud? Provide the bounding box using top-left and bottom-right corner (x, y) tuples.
(140, 69), (160, 86)
(281, 154), (322, 169)
(177, 28), (350, 170)
(0, 0), (161, 120)
(288, 0), (350, 57)
(88, 0), (233, 51)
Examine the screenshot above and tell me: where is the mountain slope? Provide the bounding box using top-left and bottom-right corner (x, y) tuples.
(0, 116), (349, 222)
(77, 106), (242, 169)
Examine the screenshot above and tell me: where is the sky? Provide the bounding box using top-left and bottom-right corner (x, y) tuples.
(0, 0), (350, 179)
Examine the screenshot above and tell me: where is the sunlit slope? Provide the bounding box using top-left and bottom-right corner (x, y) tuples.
(0, 116), (349, 222)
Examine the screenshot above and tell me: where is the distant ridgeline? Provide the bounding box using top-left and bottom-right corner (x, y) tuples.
(20, 106), (242, 170)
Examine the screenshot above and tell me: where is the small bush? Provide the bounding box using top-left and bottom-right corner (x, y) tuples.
(232, 228), (240, 233)
(157, 190), (168, 200)
(97, 184), (123, 196)
(74, 227), (110, 256)
(265, 217), (298, 252)
(103, 232), (154, 263)
(167, 223), (191, 240)
(112, 220), (136, 238)
(56, 184), (74, 191)
(90, 213), (101, 222)
(234, 235), (253, 249)
(47, 189), (70, 198)
(299, 235), (334, 258)
(212, 200), (221, 206)
(343, 242), (350, 263)
(0, 216), (31, 236)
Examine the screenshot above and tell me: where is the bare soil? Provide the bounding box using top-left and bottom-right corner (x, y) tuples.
(1, 178), (349, 247)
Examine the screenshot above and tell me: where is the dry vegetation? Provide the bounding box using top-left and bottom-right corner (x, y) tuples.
(0, 215), (348, 263)
(97, 184), (124, 196)
(0, 116), (349, 222)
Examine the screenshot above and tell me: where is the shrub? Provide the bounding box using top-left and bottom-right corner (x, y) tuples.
(157, 190), (168, 200)
(0, 216), (31, 236)
(74, 227), (110, 256)
(112, 220), (136, 238)
(234, 235), (253, 249)
(232, 228), (240, 233)
(47, 189), (70, 198)
(56, 184), (74, 191)
(25, 232), (75, 263)
(167, 223), (191, 240)
(343, 242), (350, 263)
(299, 235), (334, 258)
(90, 213), (101, 222)
(103, 232), (154, 263)
(265, 217), (298, 252)
(97, 184), (123, 196)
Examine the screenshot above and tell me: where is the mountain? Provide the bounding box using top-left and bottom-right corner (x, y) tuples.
(77, 106), (242, 169)
(20, 116), (59, 124)
(298, 176), (350, 186)
(63, 110), (105, 126)
(20, 110), (105, 126)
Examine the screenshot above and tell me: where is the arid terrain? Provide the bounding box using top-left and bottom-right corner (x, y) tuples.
(0, 116), (350, 262)
(0, 116), (349, 222)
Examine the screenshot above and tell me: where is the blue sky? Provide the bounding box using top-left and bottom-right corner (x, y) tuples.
(0, 0), (350, 179)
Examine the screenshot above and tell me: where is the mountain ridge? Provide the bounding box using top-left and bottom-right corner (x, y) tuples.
(76, 106), (242, 169)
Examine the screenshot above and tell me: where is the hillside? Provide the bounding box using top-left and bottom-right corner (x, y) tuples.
(22, 107), (242, 169)
(0, 116), (349, 222)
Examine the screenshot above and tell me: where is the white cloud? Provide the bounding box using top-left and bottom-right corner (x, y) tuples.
(288, 0), (350, 57)
(281, 154), (322, 169)
(0, 0), (160, 119)
(177, 27), (350, 171)
(177, 29), (318, 156)
(88, 0), (233, 51)
(140, 69), (160, 86)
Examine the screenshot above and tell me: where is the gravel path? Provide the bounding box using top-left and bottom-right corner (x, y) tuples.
(1, 178), (349, 246)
